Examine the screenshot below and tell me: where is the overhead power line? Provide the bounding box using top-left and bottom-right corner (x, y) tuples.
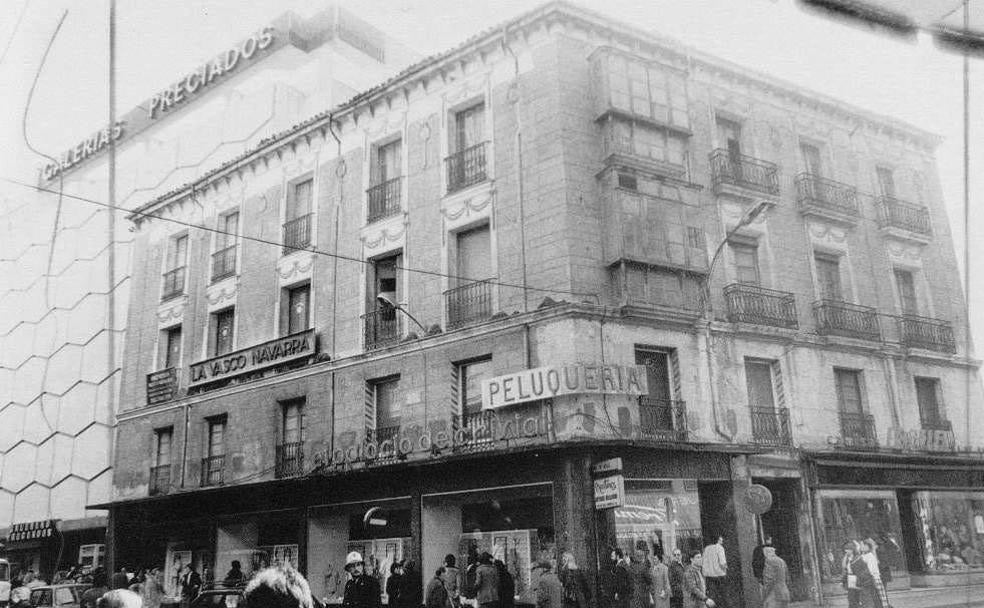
(0, 176), (600, 303)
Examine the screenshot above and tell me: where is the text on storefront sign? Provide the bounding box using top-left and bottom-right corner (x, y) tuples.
(189, 328), (314, 386)
(482, 364), (648, 409)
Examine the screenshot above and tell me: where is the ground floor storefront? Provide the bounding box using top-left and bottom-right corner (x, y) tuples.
(107, 445), (786, 606)
(0, 517), (106, 582)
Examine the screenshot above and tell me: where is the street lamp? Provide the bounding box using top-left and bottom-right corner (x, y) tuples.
(376, 292), (427, 334)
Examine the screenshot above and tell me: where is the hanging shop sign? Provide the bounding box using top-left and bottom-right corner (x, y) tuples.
(482, 364), (648, 409)
(592, 457), (623, 476)
(742, 484), (773, 515)
(885, 427), (957, 452)
(594, 475), (625, 510)
(189, 328), (315, 387)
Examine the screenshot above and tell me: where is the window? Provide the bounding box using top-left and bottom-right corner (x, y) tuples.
(374, 139), (402, 183)
(617, 173), (638, 190)
(210, 308), (235, 356)
(636, 348), (672, 402)
(207, 417), (226, 458)
(606, 54), (689, 128)
(78, 544), (105, 571)
(894, 268), (919, 315)
(745, 359), (776, 409)
(913, 172), (926, 205)
(834, 369), (864, 414)
(282, 399), (305, 444)
(610, 119), (688, 170)
(800, 142), (823, 176)
(368, 376), (401, 431)
(730, 241), (760, 285)
(876, 166), (896, 198)
(452, 103), (484, 152)
(457, 357), (493, 417)
(159, 325), (182, 369)
(284, 178), (313, 252)
(283, 283), (311, 335)
(815, 254), (843, 301)
(212, 211), (239, 281)
(155, 427), (173, 466)
(217, 211), (238, 248)
(447, 104), (488, 192)
(915, 377), (944, 429)
(288, 178), (313, 220)
(162, 233), (188, 300)
(716, 118), (742, 158)
(456, 225), (492, 285)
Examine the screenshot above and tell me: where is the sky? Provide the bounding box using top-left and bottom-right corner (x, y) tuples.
(0, 0), (982, 351)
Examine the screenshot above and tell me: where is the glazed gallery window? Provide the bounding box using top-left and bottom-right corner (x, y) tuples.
(604, 53), (689, 128)
(609, 119), (688, 170)
(614, 479), (703, 564)
(209, 308), (236, 356)
(816, 490), (905, 584)
(909, 491), (984, 572)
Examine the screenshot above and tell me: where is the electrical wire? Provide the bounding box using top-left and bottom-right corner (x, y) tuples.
(0, 175), (601, 303)
(0, 0), (31, 68)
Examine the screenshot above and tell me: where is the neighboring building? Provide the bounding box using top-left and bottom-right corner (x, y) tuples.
(103, 2), (983, 606)
(0, 6), (416, 579)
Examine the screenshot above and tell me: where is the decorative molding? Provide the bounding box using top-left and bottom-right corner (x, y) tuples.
(277, 252), (315, 284)
(443, 73), (490, 106)
(205, 280), (238, 310)
(886, 240), (923, 264)
(157, 298), (186, 327)
(808, 221), (848, 248)
(363, 111), (407, 139)
(362, 224), (407, 251)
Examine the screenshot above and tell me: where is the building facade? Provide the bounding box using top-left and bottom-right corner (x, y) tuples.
(104, 3), (984, 606)
(0, 6), (414, 579)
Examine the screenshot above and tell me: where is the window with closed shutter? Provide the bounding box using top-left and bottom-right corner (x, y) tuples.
(894, 269), (919, 315)
(456, 225), (492, 285)
(915, 377), (943, 428)
(815, 255), (843, 301)
(282, 400), (305, 444)
(730, 242), (760, 285)
(834, 369), (864, 414)
(745, 360), (776, 410)
(207, 418), (226, 458)
(155, 428), (172, 466)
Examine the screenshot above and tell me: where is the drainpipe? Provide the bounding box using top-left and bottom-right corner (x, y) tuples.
(502, 26), (529, 312)
(328, 114), (343, 457)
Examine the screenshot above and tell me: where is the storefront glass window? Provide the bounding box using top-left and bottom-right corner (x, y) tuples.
(614, 480), (703, 563)
(911, 491), (984, 572)
(817, 490), (905, 584)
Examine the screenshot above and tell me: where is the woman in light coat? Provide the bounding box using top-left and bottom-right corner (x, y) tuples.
(761, 547), (790, 608)
(650, 555), (670, 608)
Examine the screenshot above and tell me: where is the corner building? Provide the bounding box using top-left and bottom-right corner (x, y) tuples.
(104, 3), (984, 606)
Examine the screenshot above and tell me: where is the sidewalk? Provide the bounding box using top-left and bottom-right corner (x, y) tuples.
(789, 585), (984, 608)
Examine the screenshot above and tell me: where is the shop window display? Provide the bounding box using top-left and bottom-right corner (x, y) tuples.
(614, 480), (703, 563)
(911, 491), (984, 572)
(817, 490), (906, 584)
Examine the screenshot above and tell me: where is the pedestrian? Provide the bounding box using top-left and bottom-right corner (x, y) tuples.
(426, 568), (451, 608)
(683, 553), (714, 608)
(474, 552), (499, 608)
(97, 590), (143, 608)
(494, 560), (514, 608)
(441, 554), (461, 608)
(399, 560), (422, 608)
(668, 549), (685, 608)
(462, 549), (479, 605)
(82, 570), (110, 608)
(179, 564), (202, 608)
(751, 536), (773, 588)
(112, 568), (131, 591)
(701, 536), (728, 608)
(534, 559), (563, 608)
(842, 541), (879, 608)
(342, 551), (381, 608)
(558, 552), (590, 608)
(223, 561), (246, 587)
(242, 566), (314, 608)
(628, 549), (654, 608)
(611, 548), (632, 608)
(386, 561), (405, 607)
(139, 568), (164, 608)
(761, 547), (789, 608)
(864, 538), (891, 608)
(651, 552), (670, 608)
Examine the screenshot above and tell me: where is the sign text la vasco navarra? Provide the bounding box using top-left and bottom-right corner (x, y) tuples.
(41, 26), (275, 182)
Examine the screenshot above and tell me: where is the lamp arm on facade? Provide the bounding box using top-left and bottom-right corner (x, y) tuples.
(394, 304), (427, 334)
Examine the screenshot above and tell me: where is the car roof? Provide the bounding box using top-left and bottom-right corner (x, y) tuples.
(31, 585), (88, 590)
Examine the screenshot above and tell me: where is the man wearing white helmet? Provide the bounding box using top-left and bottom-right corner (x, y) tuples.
(342, 551), (381, 608)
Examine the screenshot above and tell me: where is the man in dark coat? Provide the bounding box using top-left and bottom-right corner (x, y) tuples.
(752, 537), (773, 587)
(426, 568), (450, 608)
(495, 559), (515, 608)
(668, 549), (685, 608)
(474, 552), (499, 608)
(111, 568), (131, 591)
(611, 548), (632, 608)
(342, 552), (381, 608)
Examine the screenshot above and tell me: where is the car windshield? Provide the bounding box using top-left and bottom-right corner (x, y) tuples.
(31, 589), (53, 606)
(0, 562), (9, 581)
(54, 588), (75, 606)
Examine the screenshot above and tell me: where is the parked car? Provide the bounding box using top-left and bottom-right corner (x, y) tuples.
(28, 585), (90, 608)
(189, 587), (243, 608)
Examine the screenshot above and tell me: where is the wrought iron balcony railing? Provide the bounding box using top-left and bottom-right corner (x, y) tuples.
(445, 280), (493, 329)
(211, 245), (237, 282)
(275, 441), (305, 479)
(362, 308), (401, 350)
(750, 406), (791, 447)
(813, 300), (881, 342)
(723, 283), (798, 329)
(446, 142), (488, 193)
(876, 196), (932, 236)
(282, 214), (313, 254)
(161, 267), (185, 301)
(366, 177), (402, 223)
(366, 425), (401, 462)
(898, 315), (956, 353)
(709, 149), (780, 195)
(455, 410), (497, 449)
(638, 398), (688, 442)
(839, 412), (878, 449)
(796, 173), (859, 217)
(149, 464), (171, 496)
(201, 455), (225, 487)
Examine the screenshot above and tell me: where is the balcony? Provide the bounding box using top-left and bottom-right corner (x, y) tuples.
(876, 196), (931, 238)
(898, 315), (956, 353)
(839, 412), (878, 449)
(161, 267), (185, 301)
(724, 284), (798, 330)
(813, 300), (881, 342)
(446, 142), (487, 193)
(709, 149), (779, 196)
(201, 455), (225, 487)
(275, 441), (305, 479)
(282, 213), (313, 254)
(146, 367), (179, 405)
(750, 406), (791, 447)
(454, 410), (497, 452)
(363, 308), (401, 350)
(445, 280), (493, 329)
(366, 177), (402, 223)
(796, 173), (859, 223)
(149, 464), (171, 496)
(366, 425), (401, 463)
(921, 418), (953, 432)
(211, 245), (237, 282)
(638, 398), (688, 442)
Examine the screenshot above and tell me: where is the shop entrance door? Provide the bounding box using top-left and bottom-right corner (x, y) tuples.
(757, 479), (807, 601)
(697, 481), (744, 608)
